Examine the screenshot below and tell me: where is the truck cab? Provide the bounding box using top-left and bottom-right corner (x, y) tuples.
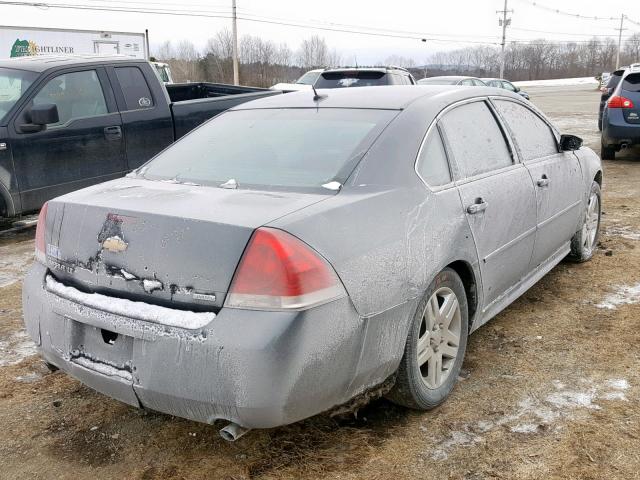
(0, 55), (278, 219)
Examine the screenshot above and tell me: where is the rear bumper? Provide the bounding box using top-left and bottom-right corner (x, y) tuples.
(23, 263), (406, 429)
(602, 110), (640, 146)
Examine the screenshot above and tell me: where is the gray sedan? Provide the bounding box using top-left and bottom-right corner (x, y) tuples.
(23, 85), (602, 440)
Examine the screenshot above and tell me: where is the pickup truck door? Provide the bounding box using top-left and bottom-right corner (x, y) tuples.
(492, 99), (583, 269)
(9, 67), (126, 213)
(440, 100), (537, 310)
(106, 64), (174, 170)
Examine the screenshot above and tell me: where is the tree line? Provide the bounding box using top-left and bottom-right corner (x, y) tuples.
(152, 32), (640, 86)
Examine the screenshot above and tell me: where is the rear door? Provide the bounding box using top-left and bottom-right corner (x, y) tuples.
(619, 72), (640, 124)
(439, 99), (537, 308)
(492, 98), (583, 269)
(9, 67), (126, 213)
(106, 63), (174, 170)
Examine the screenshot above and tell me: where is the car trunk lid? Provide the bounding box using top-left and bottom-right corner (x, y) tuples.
(44, 178), (329, 311)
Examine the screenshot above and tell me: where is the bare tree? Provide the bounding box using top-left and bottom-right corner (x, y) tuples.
(298, 35), (330, 68)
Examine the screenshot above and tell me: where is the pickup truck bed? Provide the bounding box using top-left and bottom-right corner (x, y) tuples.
(0, 55), (281, 218)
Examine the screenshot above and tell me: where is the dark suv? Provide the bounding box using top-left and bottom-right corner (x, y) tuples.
(601, 65), (640, 159)
(599, 68), (626, 131)
(313, 66), (416, 88)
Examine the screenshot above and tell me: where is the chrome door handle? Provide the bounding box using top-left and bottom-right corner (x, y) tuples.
(467, 199), (488, 214)
(104, 126), (122, 139)
(537, 175), (550, 187)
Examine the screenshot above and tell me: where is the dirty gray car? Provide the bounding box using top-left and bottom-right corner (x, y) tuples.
(22, 85), (602, 440)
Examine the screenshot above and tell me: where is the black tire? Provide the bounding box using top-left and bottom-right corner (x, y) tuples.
(43, 361), (59, 372)
(386, 268), (469, 410)
(569, 181), (601, 263)
(601, 141), (615, 160)
(597, 118), (602, 131)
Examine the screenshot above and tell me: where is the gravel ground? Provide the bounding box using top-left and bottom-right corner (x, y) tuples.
(1, 84), (639, 480)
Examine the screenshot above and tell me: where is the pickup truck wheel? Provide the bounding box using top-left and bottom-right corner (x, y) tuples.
(386, 268), (468, 410)
(601, 142), (615, 160)
(569, 181), (601, 263)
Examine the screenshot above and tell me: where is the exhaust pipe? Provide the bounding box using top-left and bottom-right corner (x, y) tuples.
(219, 422), (251, 441)
(620, 142), (631, 150)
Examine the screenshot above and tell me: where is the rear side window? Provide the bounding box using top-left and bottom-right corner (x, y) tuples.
(607, 73), (623, 89)
(493, 100), (558, 161)
(440, 101), (512, 178)
(115, 67), (154, 110)
(416, 128), (452, 187)
(315, 71), (388, 88)
(622, 73), (640, 93)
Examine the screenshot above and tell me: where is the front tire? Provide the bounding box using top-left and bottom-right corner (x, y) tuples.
(387, 268), (468, 410)
(569, 181), (601, 262)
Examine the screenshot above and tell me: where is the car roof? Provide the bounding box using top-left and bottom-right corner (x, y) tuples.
(482, 78), (510, 82)
(232, 85), (521, 111)
(423, 76), (476, 80)
(0, 55), (143, 72)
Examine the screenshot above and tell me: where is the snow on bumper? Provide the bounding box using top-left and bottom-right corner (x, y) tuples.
(22, 263), (389, 429)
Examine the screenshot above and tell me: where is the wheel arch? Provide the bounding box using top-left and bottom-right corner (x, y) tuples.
(445, 260), (478, 330)
(594, 170), (603, 187)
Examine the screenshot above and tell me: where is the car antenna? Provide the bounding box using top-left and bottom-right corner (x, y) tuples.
(312, 85), (327, 101)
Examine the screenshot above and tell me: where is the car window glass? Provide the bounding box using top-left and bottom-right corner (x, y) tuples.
(473, 79), (485, 86)
(502, 81), (516, 92)
(493, 100), (558, 161)
(440, 101), (512, 178)
(32, 70), (107, 125)
(115, 67), (154, 110)
(622, 73), (640, 93)
(416, 128), (452, 187)
(461, 79), (474, 86)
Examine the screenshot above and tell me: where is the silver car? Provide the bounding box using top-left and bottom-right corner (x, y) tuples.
(23, 86), (602, 440)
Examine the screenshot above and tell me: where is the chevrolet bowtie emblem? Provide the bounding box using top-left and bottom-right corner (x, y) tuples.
(102, 236), (128, 253)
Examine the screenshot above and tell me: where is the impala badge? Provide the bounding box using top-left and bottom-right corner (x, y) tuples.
(102, 236), (128, 253)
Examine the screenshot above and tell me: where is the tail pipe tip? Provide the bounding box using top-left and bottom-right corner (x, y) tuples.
(220, 422), (251, 442)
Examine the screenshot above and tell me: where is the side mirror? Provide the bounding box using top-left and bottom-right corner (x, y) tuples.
(20, 104), (59, 133)
(560, 134), (583, 151)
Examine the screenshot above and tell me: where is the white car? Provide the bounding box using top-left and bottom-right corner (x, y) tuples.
(271, 69), (323, 92)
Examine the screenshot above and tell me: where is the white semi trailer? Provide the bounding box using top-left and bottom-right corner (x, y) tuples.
(0, 25), (149, 59)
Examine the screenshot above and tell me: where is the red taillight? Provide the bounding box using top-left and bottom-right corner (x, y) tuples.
(34, 202), (48, 263)
(608, 95), (635, 109)
(225, 227), (345, 310)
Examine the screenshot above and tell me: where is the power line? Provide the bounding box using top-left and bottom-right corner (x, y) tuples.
(516, 0), (640, 26)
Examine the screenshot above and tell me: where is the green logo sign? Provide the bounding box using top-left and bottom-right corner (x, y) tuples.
(10, 39), (33, 57)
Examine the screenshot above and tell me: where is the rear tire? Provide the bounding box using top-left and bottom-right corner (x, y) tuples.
(569, 181), (601, 263)
(601, 141), (615, 160)
(387, 268), (468, 410)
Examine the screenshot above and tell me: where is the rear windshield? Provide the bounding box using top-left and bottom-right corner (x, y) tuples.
(296, 71), (321, 85)
(622, 73), (640, 93)
(140, 108), (397, 189)
(0, 67), (37, 123)
(315, 71), (388, 88)
(418, 78), (459, 85)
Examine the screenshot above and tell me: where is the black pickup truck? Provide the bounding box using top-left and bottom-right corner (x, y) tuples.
(0, 55), (280, 218)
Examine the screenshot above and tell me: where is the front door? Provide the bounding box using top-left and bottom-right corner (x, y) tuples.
(9, 67), (126, 213)
(492, 99), (583, 269)
(440, 100), (537, 308)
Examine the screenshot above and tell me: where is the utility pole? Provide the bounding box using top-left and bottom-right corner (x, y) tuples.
(497, 0), (512, 79)
(232, 0), (239, 85)
(616, 14), (626, 70)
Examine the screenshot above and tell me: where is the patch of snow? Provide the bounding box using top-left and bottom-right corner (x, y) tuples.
(595, 283), (640, 310)
(514, 77), (599, 87)
(0, 240), (34, 287)
(604, 225), (640, 241)
(72, 356), (133, 381)
(15, 371), (42, 383)
(142, 278), (163, 294)
(46, 275), (215, 330)
(427, 377), (631, 460)
(0, 330), (38, 367)
(120, 269), (137, 280)
(511, 424), (538, 434)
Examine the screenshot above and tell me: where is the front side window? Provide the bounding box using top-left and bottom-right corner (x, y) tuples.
(440, 101), (513, 178)
(416, 128), (452, 187)
(115, 67), (154, 110)
(296, 71), (321, 85)
(0, 68), (37, 123)
(501, 81), (517, 92)
(493, 100), (558, 161)
(32, 70), (107, 126)
(140, 108), (397, 189)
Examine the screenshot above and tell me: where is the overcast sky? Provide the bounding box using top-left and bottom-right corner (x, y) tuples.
(2, 0), (640, 63)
